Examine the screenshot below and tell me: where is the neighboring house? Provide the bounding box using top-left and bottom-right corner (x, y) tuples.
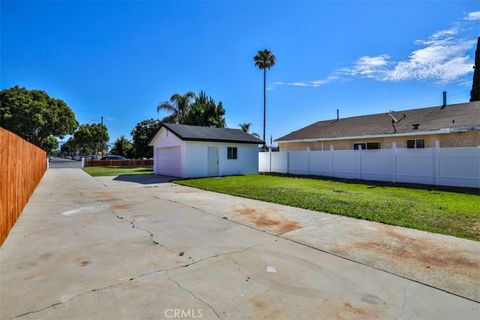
(149, 123), (264, 178)
(276, 102), (480, 151)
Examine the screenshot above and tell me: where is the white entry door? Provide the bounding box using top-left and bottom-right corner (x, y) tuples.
(155, 146), (181, 177)
(207, 146), (219, 176)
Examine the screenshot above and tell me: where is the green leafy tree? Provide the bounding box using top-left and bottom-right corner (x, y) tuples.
(111, 135), (133, 158)
(0, 86), (78, 150)
(157, 92), (195, 123)
(131, 118), (162, 158)
(184, 91), (226, 127)
(60, 137), (78, 156)
(238, 122), (260, 138)
(470, 37), (480, 102)
(254, 49), (276, 143)
(73, 123), (109, 156)
(42, 136), (59, 155)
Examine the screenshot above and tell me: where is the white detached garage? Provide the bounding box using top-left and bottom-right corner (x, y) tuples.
(149, 123), (264, 178)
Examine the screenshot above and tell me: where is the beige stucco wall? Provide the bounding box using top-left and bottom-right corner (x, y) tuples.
(278, 131), (480, 151)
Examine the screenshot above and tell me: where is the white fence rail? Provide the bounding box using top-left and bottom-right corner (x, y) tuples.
(259, 146), (480, 188)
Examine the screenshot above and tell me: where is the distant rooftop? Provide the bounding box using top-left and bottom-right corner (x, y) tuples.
(276, 101), (480, 142)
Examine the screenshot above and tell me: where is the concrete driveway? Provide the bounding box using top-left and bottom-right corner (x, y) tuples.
(48, 157), (83, 169)
(1, 169), (479, 319)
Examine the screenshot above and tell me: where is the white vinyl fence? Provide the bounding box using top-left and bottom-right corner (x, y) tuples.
(259, 145), (480, 188)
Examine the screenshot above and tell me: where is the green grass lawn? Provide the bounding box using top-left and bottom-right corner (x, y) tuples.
(175, 175), (480, 240)
(83, 166), (153, 177)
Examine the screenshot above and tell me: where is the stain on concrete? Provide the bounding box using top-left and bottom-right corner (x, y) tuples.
(111, 203), (132, 210)
(22, 273), (42, 281)
(249, 297), (267, 310)
(175, 190), (200, 194)
(92, 191), (113, 198)
(338, 302), (374, 319)
(332, 227), (480, 272)
(38, 252), (51, 260)
(235, 207), (302, 234)
(361, 294), (385, 306)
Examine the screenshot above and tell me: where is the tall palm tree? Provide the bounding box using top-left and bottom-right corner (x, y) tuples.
(238, 122), (260, 138)
(157, 92), (195, 123)
(254, 49), (276, 144)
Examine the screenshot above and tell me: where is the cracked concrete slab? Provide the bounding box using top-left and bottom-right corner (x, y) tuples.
(167, 239), (479, 320)
(10, 272), (220, 320)
(1, 169), (479, 320)
(125, 179), (480, 302)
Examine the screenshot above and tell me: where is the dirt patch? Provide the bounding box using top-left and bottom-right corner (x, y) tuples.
(235, 207), (301, 234)
(333, 226), (480, 272)
(469, 222), (480, 239)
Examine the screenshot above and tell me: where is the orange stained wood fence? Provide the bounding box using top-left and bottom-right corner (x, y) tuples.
(0, 128), (47, 246)
(85, 159), (153, 167)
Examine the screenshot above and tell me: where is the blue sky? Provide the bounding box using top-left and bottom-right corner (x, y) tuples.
(1, 1), (479, 145)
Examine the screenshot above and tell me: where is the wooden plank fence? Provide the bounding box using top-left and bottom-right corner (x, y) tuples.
(0, 128), (47, 246)
(85, 159), (153, 167)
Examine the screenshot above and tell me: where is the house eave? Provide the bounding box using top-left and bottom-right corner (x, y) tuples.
(275, 128), (461, 144)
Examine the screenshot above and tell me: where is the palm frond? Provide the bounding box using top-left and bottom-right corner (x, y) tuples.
(157, 102), (176, 113)
(238, 122), (252, 133)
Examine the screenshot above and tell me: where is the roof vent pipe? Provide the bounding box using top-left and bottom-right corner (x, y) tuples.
(442, 91), (447, 109)
(336, 109), (339, 120)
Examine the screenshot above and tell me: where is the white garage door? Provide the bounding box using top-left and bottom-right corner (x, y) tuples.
(155, 146), (181, 177)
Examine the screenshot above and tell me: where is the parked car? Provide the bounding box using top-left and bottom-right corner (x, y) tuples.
(73, 155), (82, 161)
(100, 155), (126, 160)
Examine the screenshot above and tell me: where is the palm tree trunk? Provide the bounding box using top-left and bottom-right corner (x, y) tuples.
(263, 68), (266, 145)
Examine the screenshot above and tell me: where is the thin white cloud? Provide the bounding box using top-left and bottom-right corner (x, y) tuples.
(268, 76), (338, 90)
(339, 55), (391, 78)
(429, 28), (458, 40)
(340, 27), (476, 83)
(464, 11), (480, 21)
(287, 76), (339, 87)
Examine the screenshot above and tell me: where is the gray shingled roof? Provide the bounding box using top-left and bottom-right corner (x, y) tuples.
(276, 102), (480, 142)
(163, 123), (264, 144)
